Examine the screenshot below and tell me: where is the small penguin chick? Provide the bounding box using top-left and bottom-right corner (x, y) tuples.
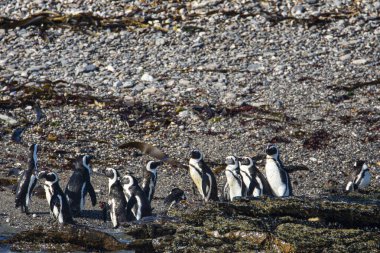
(164, 188), (186, 207)
(345, 160), (371, 192)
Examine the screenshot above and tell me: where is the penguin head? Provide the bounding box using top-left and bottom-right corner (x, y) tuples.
(354, 160), (368, 172)
(121, 174), (138, 189)
(81, 155), (94, 174)
(38, 171), (59, 184)
(104, 168), (120, 181)
(146, 161), (163, 172)
(190, 150), (203, 161)
(266, 144), (279, 158)
(225, 156), (239, 166)
(238, 156), (254, 167)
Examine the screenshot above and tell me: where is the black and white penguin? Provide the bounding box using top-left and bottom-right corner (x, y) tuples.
(189, 150), (218, 201)
(15, 144), (39, 214)
(345, 160), (371, 192)
(65, 155), (97, 216)
(103, 168), (127, 228)
(141, 161), (163, 203)
(239, 156), (272, 197)
(223, 156), (244, 201)
(122, 173), (152, 221)
(164, 188), (187, 207)
(38, 171), (74, 224)
(265, 144), (292, 197)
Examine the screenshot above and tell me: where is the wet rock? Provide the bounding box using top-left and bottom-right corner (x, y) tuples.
(4, 225), (153, 252)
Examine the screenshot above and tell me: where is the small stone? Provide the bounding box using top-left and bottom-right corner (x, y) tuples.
(178, 110), (190, 118)
(305, 0), (318, 4)
(179, 79), (190, 85)
(310, 157), (317, 162)
(105, 65), (115, 72)
(352, 59), (368, 65)
(155, 38), (165, 46)
(83, 64), (98, 73)
(32, 214), (37, 218)
(339, 54), (352, 61)
(142, 87), (158, 94)
(292, 5), (306, 16)
(141, 73), (154, 82)
(113, 80), (123, 88)
(6, 218), (10, 223)
(122, 80), (135, 88)
(247, 63), (265, 72)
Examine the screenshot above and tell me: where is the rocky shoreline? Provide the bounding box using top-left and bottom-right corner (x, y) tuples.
(1, 0), (380, 252)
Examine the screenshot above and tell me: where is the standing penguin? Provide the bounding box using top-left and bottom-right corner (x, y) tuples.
(189, 150), (218, 201)
(103, 168), (127, 228)
(223, 156), (244, 201)
(122, 173), (152, 221)
(65, 155), (97, 216)
(38, 171), (74, 224)
(15, 144), (39, 214)
(239, 156), (272, 197)
(141, 161), (163, 203)
(345, 160), (371, 192)
(265, 144), (292, 197)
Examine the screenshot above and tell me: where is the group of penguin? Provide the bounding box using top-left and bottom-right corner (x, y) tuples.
(14, 142), (372, 228)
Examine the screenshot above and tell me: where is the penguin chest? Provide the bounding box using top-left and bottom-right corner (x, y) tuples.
(265, 159), (288, 197)
(226, 171), (242, 199)
(357, 171), (371, 189)
(44, 185), (53, 205)
(109, 198), (117, 227)
(189, 166), (203, 196)
(134, 196), (143, 220)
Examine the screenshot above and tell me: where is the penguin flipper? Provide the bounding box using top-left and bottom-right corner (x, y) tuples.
(126, 195), (137, 221)
(15, 171), (28, 208)
(202, 173), (211, 201)
(87, 182), (97, 206)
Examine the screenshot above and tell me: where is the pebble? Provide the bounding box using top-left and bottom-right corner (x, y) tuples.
(141, 73), (154, 82)
(83, 64), (98, 73)
(352, 59), (368, 65)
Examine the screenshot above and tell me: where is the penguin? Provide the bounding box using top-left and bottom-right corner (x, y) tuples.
(65, 155), (97, 216)
(164, 188), (187, 207)
(38, 171), (74, 224)
(15, 143), (39, 214)
(122, 173), (152, 221)
(189, 150), (218, 201)
(239, 156), (272, 197)
(345, 160), (371, 192)
(103, 168), (127, 228)
(265, 144), (292, 197)
(223, 156), (244, 201)
(141, 161), (163, 203)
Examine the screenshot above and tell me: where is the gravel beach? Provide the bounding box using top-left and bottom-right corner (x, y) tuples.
(1, 0), (380, 236)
